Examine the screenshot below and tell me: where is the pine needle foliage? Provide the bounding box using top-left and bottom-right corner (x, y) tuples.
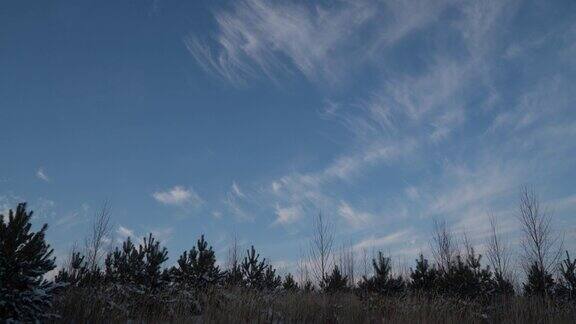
(0, 203), (58, 322)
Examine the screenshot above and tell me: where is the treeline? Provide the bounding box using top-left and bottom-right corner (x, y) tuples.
(1, 186), (575, 322)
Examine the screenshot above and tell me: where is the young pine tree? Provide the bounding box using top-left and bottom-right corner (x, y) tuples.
(409, 254), (438, 293)
(556, 251), (576, 299)
(141, 233), (169, 291)
(225, 262), (244, 287)
(241, 245), (267, 289)
(322, 265), (348, 293)
(55, 251), (89, 287)
(302, 279), (315, 292)
(282, 273), (299, 291)
(105, 237), (145, 285)
(263, 264), (282, 290)
(0, 203), (58, 322)
(358, 252), (405, 296)
(104, 233), (168, 291)
(524, 261), (555, 297)
(172, 235), (222, 290)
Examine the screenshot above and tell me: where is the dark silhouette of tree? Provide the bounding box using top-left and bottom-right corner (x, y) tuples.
(172, 235), (222, 289)
(85, 200), (113, 273)
(436, 249), (494, 299)
(518, 186), (562, 297)
(263, 264), (282, 290)
(409, 254), (438, 293)
(141, 233), (169, 290)
(302, 279), (315, 292)
(104, 233), (168, 291)
(524, 261), (555, 297)
(0, 203), (58, 322)
(105, 237), (143, 285)
(358, 252), (405, 296)
(556, 251), (576, 299)
(322, 265), (348, 293)
(55, 251), (89, 287)
(225, 262), (244, 287)
(309, 212), (334, 284)
(241, 245), (267, 289)
(282, 273), (299, 291)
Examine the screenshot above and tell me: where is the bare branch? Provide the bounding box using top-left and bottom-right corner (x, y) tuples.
(308, 212), (335, 284)
(486, 212), (513, 280)
(430, 218), (456, 272)
(84, 200), (113, 272)
(518, 185), (563, 276)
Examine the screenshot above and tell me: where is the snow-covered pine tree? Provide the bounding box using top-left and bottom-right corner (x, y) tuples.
(172, 235), (222, 290)
(0, 203), (58, 322)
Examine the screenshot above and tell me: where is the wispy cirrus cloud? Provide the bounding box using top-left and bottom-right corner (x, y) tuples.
(36, 167), (50, 182)
(273, 204), (302, 226)
(186, 0), (381, 86)
(188, 0), (576, 262)
(353, 228), (414, 251)
(338, 201), (372, 228)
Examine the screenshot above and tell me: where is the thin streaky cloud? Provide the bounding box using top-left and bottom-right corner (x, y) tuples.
(36, 168), (50, 182)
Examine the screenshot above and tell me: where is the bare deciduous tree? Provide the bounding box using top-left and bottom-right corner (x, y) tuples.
(361, 247), (369, 279)
(226, 232), (241, 270)
(518, 186), (563, 276)
(297, 246), (310, 285)
(430, 218), (456, 272)
(487, 212), (513, 280)
(308, 212), (334, 284)
(338, 241), (355, 287)
(84, 200), (113, 272)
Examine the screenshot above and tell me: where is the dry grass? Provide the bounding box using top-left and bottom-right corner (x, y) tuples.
(51, 287), (576, 323)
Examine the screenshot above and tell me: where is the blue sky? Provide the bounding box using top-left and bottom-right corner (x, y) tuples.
(1, 0), (576, 273)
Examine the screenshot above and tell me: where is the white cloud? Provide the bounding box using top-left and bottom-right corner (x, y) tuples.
(117, 225), (134, 239)
(273, 204), (302, 225)
(150, 227), (174, 243)
(338, 201), (372, 228)
(212, 211), (223, 219)
(36, 168), (50, 182)
(354, 228), (414, 251)
(231, 181), (245, 198)
(405, 187), (420, 201)
(152, 186), (203, 206)
(187, 0), (379, 85)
